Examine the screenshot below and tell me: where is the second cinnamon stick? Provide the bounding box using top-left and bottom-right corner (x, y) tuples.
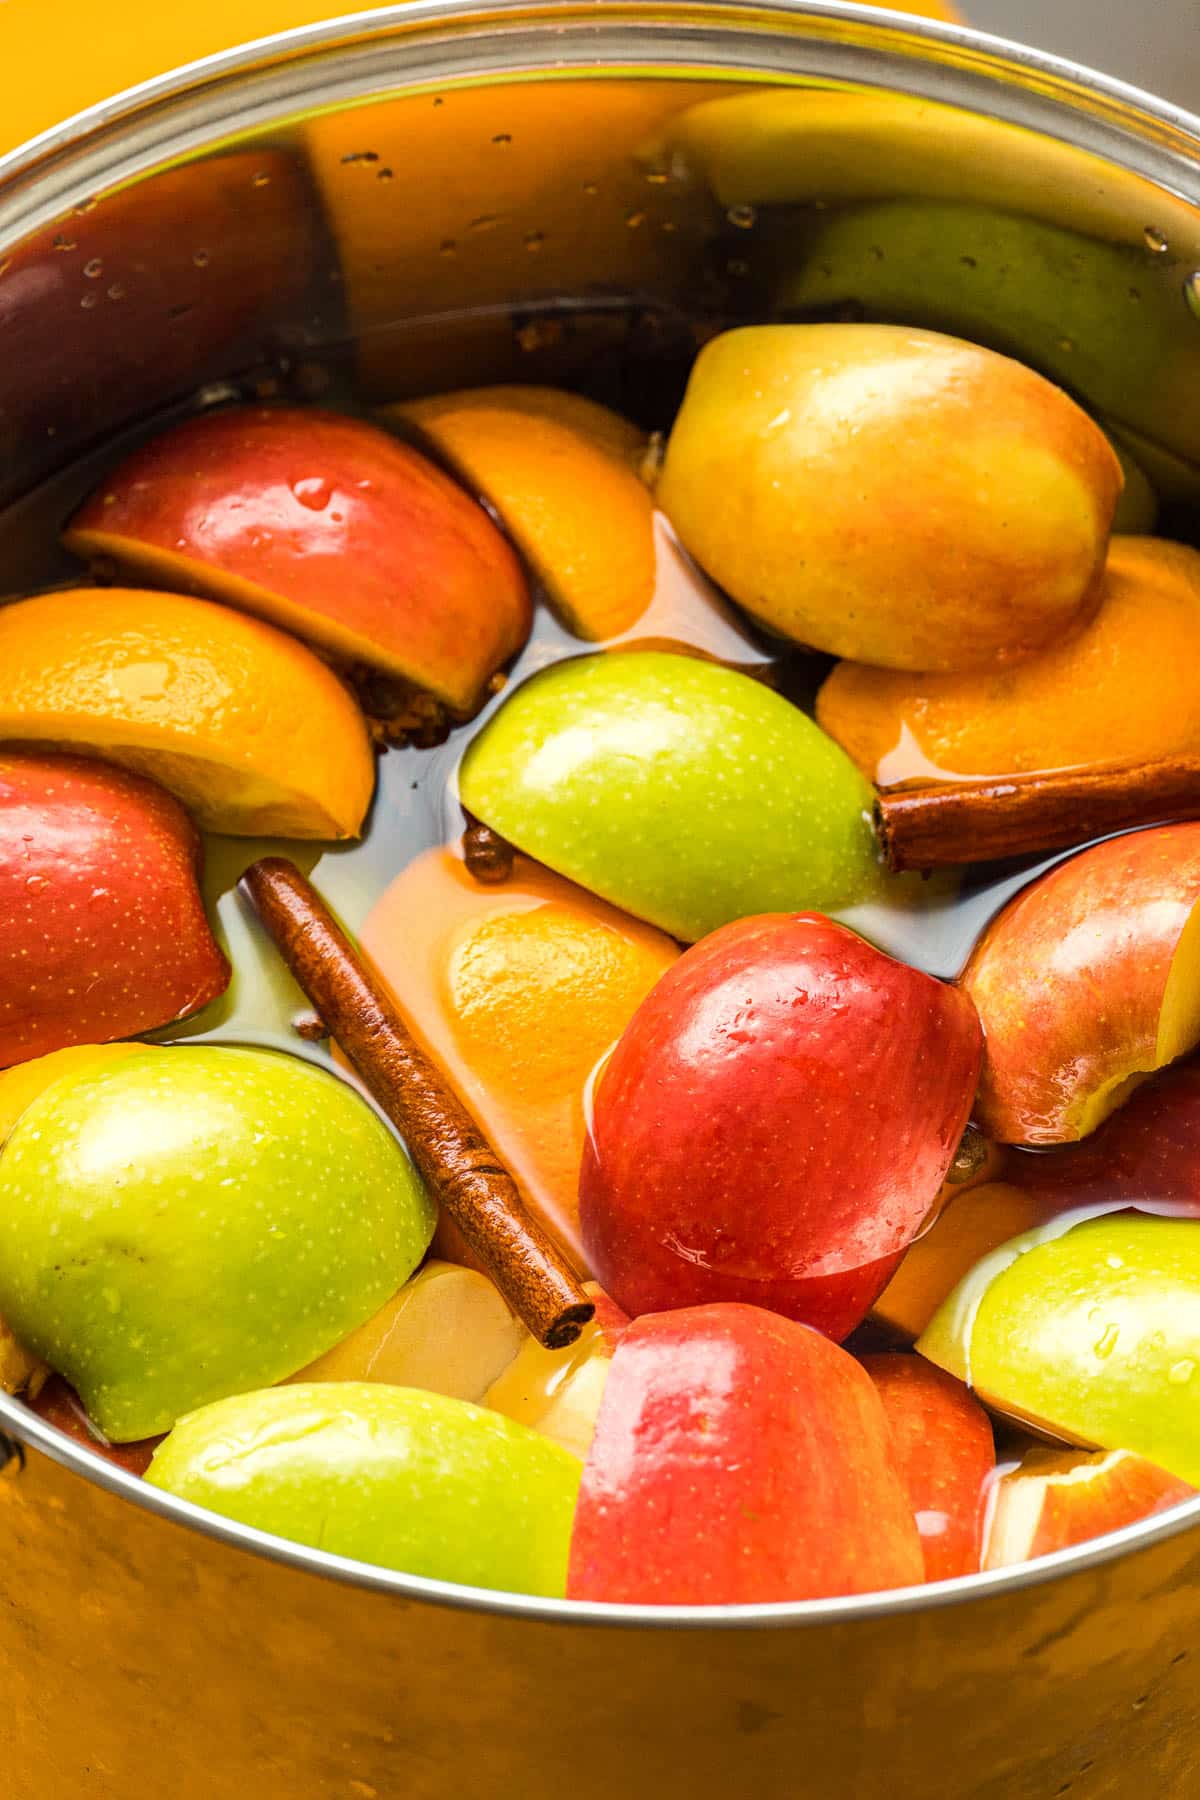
(875, 757), (1200, 873)
(241, 856), (594, 1350)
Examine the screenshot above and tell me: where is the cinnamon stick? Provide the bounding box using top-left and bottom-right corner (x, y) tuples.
(875, 757), (1200, 873)
(240, 857), (594, 1350)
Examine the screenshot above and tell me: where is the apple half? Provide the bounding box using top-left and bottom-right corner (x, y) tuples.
(961, 824), (1200, 1145)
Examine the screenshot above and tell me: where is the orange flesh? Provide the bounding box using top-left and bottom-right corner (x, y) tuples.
(358, 847), (679, 1269)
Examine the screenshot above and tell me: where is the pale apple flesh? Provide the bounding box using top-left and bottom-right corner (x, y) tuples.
(983, 1447), (1194, 1570)
(484, 1285), (629, 1461)
(290, 1260), (525, 1406)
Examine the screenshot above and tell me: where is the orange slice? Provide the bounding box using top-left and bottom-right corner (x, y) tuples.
(0, 588), (374, 838)
(359, 847), (679, 1268)
(392, 386), (656, 641)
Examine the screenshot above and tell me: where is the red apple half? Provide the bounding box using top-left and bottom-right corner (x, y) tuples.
(0, 751), (229, 1069)
(567, 1303), (925, 1604)
(862, 1353), (995, 1581)
(65, 406), (532, 716)
(983, 1447), (1194, 1569)
(580, 913), (983, 1340)
(961, 823), (1200, 1146)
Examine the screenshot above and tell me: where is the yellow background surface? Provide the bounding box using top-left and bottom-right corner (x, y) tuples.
(0, 0), (960, 158)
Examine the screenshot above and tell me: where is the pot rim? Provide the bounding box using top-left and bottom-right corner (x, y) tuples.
(1, 0), (1199, 1628)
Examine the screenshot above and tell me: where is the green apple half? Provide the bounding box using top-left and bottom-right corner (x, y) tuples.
(919, 1213), (1200, 1485)
(0, 1046), (435, 1440)
(147, 1382), (582, 1596)
(458, 650), (880, 942)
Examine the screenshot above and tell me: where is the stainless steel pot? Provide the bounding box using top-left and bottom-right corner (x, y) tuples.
(1, 7), (1199, 1795)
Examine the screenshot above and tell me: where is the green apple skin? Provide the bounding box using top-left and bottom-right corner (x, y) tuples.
(0, 1047), (435, 1441)
(458, 651), (880, 942)
(147, 1382), (582, 1596)
(919, 1215), (1200, 1485)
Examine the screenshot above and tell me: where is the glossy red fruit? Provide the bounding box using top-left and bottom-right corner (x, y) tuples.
(580, 913), (983, 1339)
(0, 751), (229, 1069)
(567, 1303), (925, 1605)
(66, 406), (532, 714)
(862, 1353), (995, 1581)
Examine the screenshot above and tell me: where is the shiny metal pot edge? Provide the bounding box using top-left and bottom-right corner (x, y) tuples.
(0, 0), (1198, 1630)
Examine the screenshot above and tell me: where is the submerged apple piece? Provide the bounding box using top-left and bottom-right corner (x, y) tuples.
(0, 1042), (144, 1143)
(359, 847), (678, 1269)
(290, 1259), (524, 1406)
(0, 587), (375, 838)
(0, 1047), (435, 1440)
(580, 913), (983, 1339)
(147, 1382), (582, 1596)
(656, 324), (1119, 673)
(0, 753), (229, 1069)
(961, 824), (1200, 1145)
(485, 1285), (629, 1460)
(872, 1183), (1045, 1341)
(458, 652), (881, 943)
(919, 1214), (1200, 1484)
(65, 406), (531, 715)
(1011, 1066), (1200, 1215)
(567, 1304), (924, 1604)
(392, 385), (655, 641)
(862, 1354), (994, 1582)
(983, 1446), (1194, 1569)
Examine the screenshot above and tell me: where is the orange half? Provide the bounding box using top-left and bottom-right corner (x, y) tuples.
(0, 588), (375, 838)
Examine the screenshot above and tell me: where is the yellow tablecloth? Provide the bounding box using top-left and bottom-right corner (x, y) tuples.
(0, 0), (960, 157)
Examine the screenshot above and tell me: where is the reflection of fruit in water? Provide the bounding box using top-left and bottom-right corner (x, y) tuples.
(962, 824), (1200, 1145)
(392, 385), (654, 641)
(359, 847), (678, 1269)
(0, 588), (375, 838)
(67, 407), (531, 714)
(818, 538), (1200, 784)
(147, 1381), (583, 1596)
(0, 752), (229, 1069)
(459, 650), (881, 943)
(0, 1046), (435, 1440)
(290, 1259), (524, 1406)
(919, 1214), (1200, 1485)
(657, 323), (1119, 674)
(983, 1445), (1193, 1569)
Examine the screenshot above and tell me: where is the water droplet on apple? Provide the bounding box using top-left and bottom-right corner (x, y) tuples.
(1169, 1359), (1196, 1385)
(1093, 1323), (1120, 1359)
(1144, 226), (1169, 254)
(25, 873), (49, 893)
(726, 204), (757, 229)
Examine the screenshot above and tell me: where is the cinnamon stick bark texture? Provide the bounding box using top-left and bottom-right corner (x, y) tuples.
(875, 757), (1200, 873)
(241, 857), (594, 1349)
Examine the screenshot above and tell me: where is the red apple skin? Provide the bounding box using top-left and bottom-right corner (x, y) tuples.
(1011, 1065), (1200, 1215)
(861, 1353), (995, 1582)
(0, 752), (230, 1069)
(32, 1377), (161, 1477)
(567, 1304), (925, 1604)
(579, 913), (983, 1340)
(65, 406), (532, 714)
(984, 1447), (1194, 1569)
(961, 823), (1200, 1146)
